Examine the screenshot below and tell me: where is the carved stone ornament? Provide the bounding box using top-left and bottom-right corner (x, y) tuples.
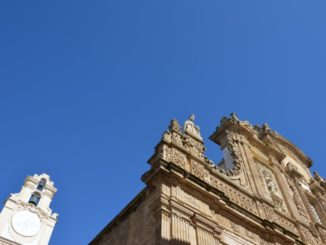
(301, 226), (324, 245)
(16, 201), (49, 220)
(258, 164), (287, 213)
(161, 145), (188, 170)
(212, 130), (243, 177)
(161, 118), (206, 160)
(169, 119), (181, 133)
(190, 159), (209, 183)
(183, 114), (203, 141)
(314, 171), (326, 190)
(286, 175), (310, 223)
(309, 202), (322, 224)
(183, 135), (206, 159)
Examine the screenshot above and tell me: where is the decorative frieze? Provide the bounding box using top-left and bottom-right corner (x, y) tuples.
(190, 159), (209, 183)
(210, 176), (259, 216)
(183, 135), (206, 159)
(262, 203), (297, 234)
(161, 145), (189, 170)
(286, 176), (310, 223)
(300, 225), (323, 245)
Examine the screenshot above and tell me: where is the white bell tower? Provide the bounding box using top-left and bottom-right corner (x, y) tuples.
(0, 173), (58, 245)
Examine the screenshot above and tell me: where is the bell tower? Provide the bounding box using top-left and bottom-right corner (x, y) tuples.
(0, 173), (58, 245)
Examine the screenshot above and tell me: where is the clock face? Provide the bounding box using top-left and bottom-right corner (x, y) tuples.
(11, 210), (41, 237)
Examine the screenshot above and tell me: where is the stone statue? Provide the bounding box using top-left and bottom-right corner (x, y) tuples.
(184, 114), (203, 141)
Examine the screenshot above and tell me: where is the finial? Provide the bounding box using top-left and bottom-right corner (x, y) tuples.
(168, 119), (181, 132)
(230, 112), (240, 122)
(262, 123), (270, 132)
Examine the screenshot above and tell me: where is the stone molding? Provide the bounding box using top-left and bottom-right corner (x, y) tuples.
(92, 114), (326, 245)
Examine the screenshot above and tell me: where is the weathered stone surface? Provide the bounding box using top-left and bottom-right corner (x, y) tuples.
(91, 114), (326, 245)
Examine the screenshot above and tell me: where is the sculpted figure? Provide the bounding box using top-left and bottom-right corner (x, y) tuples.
(184, 114), (203, 140)
(266, 178), (276, 193)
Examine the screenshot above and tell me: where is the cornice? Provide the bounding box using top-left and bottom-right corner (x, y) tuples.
(147, 160), (301, 243)
(210, 113), (312, 168)
(88, 187), (149, 245)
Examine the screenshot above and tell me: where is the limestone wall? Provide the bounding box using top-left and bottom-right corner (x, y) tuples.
(91, 190), (157, 245)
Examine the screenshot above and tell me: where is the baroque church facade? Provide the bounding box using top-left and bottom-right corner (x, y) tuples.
(90, 114), (326, 245)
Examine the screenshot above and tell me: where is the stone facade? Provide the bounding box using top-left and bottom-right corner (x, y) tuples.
(90, 114), (326, 245)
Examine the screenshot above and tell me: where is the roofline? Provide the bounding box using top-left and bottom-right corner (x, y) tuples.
(89, 187), (148, 244)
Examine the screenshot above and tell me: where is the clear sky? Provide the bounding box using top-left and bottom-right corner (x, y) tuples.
(1, 1), (326, 244)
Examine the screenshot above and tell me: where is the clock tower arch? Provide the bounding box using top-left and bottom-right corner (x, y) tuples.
(0, 173), (58, 245)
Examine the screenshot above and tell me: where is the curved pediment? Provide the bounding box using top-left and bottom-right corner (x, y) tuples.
(210, 113), (312, 169)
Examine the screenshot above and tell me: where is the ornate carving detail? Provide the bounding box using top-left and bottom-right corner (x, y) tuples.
(295, 178), (324, 225)
(190, 160), (209, 183)
(258, 164), (287, 213)
(183, 135), (206, 159)
(317, 226), (326, 243)
(183, 114), (203, 141)
(263, 203), (297, 234)
(264, 204), (275, 221)
(220, 130), (244, 176)
(287, 176), (310, 223)
(172, 132), (183, 146)
(211, 210), (228, 227)
(300, 226), (323, 245)
(209, 130), (249, 191)
(161, 145), (188, 170)
(210, 176), (259, 216)
(212, 208), (264, 244)
(162, 119), (182, 144)
(169, 119), (181, 133)
(230, 221), (241, 233)
(16, 201), (49, 220)
(309, 203), (322, 224)
(162, 131), (172, 143)
(273, 214), (297, 234)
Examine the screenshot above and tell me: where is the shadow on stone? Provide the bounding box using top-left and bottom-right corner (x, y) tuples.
(160, 238), (191, 245)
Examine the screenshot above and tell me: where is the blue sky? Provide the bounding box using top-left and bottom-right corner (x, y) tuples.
(1, 1), (326, 244)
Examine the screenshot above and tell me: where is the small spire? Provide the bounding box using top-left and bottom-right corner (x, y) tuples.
(262, 123), (270, 132)
(230, 112), (240, 122)
(168, 119), (181, 132)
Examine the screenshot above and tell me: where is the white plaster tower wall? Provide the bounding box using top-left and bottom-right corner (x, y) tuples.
(0, 173), (58, 245)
